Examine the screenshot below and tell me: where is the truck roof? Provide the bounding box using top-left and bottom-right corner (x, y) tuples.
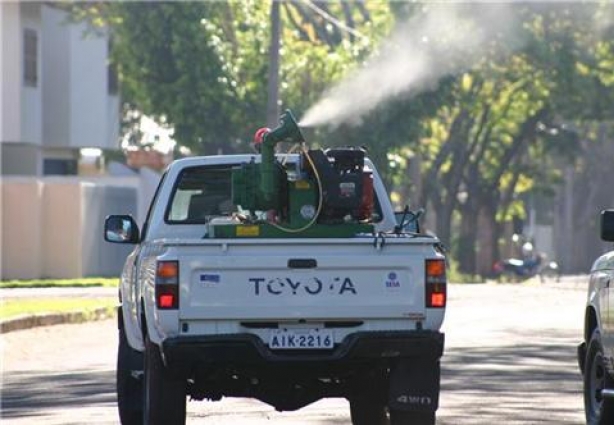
(167, 154), (376, 170)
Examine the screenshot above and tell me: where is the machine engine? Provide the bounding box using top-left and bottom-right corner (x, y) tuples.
(301, 147), (373, 223)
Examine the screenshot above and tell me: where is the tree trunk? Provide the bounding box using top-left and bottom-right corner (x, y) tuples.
(457, 201), (478, 275)
(477, 200), (499, 277)
(433, 197), (452, 250)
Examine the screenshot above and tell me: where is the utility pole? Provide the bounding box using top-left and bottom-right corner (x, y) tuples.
(266, 0), (281, 128)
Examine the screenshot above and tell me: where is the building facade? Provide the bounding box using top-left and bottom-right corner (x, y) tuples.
(1, 2), (119, 176)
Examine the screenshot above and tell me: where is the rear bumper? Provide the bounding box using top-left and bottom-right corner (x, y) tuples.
(162, 330), (444, 370)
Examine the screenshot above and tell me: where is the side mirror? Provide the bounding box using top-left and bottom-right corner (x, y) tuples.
(601, 210), (614, 242)
(104, 215), (140, 244)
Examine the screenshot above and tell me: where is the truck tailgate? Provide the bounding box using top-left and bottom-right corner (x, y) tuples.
(166, 239), (433, 320)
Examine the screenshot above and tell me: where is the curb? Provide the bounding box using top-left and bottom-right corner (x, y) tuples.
(0, 306), (117, 334)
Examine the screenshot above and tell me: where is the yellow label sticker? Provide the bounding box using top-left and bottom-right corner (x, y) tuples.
(237, 225), (260, 237)
(295, 180), (311, 189)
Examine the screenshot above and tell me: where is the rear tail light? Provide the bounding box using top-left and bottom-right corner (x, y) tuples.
(425, 259), (446, 308)
(156, 260), (179, 309)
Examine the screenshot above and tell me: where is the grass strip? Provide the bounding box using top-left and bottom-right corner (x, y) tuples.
(0, 277), (119, 289)
(0, 298), (117, 320)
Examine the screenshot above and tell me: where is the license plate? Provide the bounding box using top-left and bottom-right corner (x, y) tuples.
(268, 329), (334, 350)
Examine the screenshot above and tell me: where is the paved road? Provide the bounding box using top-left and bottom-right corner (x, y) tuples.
(1, 281), (587, 424)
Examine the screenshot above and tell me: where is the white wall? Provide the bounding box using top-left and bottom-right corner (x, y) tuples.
(1, 176), (145, 279)
(69, 19), (110, 149)
(0, 179), (44, 279)
(41, 5), (118, 152)
(0, 2), (22, 144)
(41, 5), (70, 148)
(107, 94), (120, 149)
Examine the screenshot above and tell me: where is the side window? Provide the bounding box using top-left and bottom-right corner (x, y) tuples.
(140, 171), (168, 241)
(372, 192), (383, 223)
(23, 28), (38, 87)
(167, 190), (199, 221)
(166, 166), (233, 224)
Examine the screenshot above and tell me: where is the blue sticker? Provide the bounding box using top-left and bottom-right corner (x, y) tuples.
(200, 274), (220, 284)
(386, 272), (400, 289)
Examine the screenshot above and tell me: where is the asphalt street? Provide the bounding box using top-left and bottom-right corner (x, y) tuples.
(1, 280), (587, 424)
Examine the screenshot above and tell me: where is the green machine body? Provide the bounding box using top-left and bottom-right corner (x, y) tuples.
(226, 110), (375, 238)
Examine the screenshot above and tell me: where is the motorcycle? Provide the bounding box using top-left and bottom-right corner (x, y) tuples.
(492, 253), (560, 282)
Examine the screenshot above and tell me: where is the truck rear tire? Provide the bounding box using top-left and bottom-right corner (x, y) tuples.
(389, 410), (435, 425)
(584, 330), (614, 425)
(117, 326), (143, 425)
(143, 334), (187, 425)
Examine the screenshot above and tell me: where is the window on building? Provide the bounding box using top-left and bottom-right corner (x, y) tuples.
(108, 62), (118, 95)
(23, 28), (38, 87)
(107, 38), (118, 95)
(43, 159), (78, 176)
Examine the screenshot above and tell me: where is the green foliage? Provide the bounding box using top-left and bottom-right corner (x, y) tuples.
(111, 2), (242, 153)
(65, 1), (613, 276)
(399, 2), (614, 275)
(66, 1), (393, 154)
(0, 298), (116, 320)
(447, 258), (483, 284)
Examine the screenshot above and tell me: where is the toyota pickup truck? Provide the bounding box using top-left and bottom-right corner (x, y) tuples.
(579, 210), (614, 425)
(104, 111), (446, 425)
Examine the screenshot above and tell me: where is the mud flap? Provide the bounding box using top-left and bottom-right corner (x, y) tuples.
(388, 359), (440, 412)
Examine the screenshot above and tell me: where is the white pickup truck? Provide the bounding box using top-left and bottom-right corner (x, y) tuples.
(104, 112), (446, 425)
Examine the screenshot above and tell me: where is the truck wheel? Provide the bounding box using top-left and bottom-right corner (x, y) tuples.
(389, 410), (435, 425)
(584, 330), (614, 425)
(117, 324), (143, 425)
(349, 398), (388, 425)
(143, 334), (186, 425)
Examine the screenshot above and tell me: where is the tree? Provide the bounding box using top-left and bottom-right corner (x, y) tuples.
(402, 2), (614, 275)
(66, 1), (614, 278)
(65, 1), (393, 154)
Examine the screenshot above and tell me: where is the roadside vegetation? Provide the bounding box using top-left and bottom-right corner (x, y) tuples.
(0, 298), (117, 320)
(0, 278), (118, 321)
(447, 259), (483, 284)
(0, 277), (119, 289)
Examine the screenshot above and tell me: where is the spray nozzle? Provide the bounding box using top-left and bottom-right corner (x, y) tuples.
(263, 109), (305, 146)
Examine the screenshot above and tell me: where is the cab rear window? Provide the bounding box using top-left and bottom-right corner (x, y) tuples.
(166, 165), (233, 224)
(165, 162), (384, 224)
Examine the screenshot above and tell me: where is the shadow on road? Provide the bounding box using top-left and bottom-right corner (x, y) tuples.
(1, 369), (116, 419)
(441, 329), (584, 424)
(1, 330), (584, 424)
